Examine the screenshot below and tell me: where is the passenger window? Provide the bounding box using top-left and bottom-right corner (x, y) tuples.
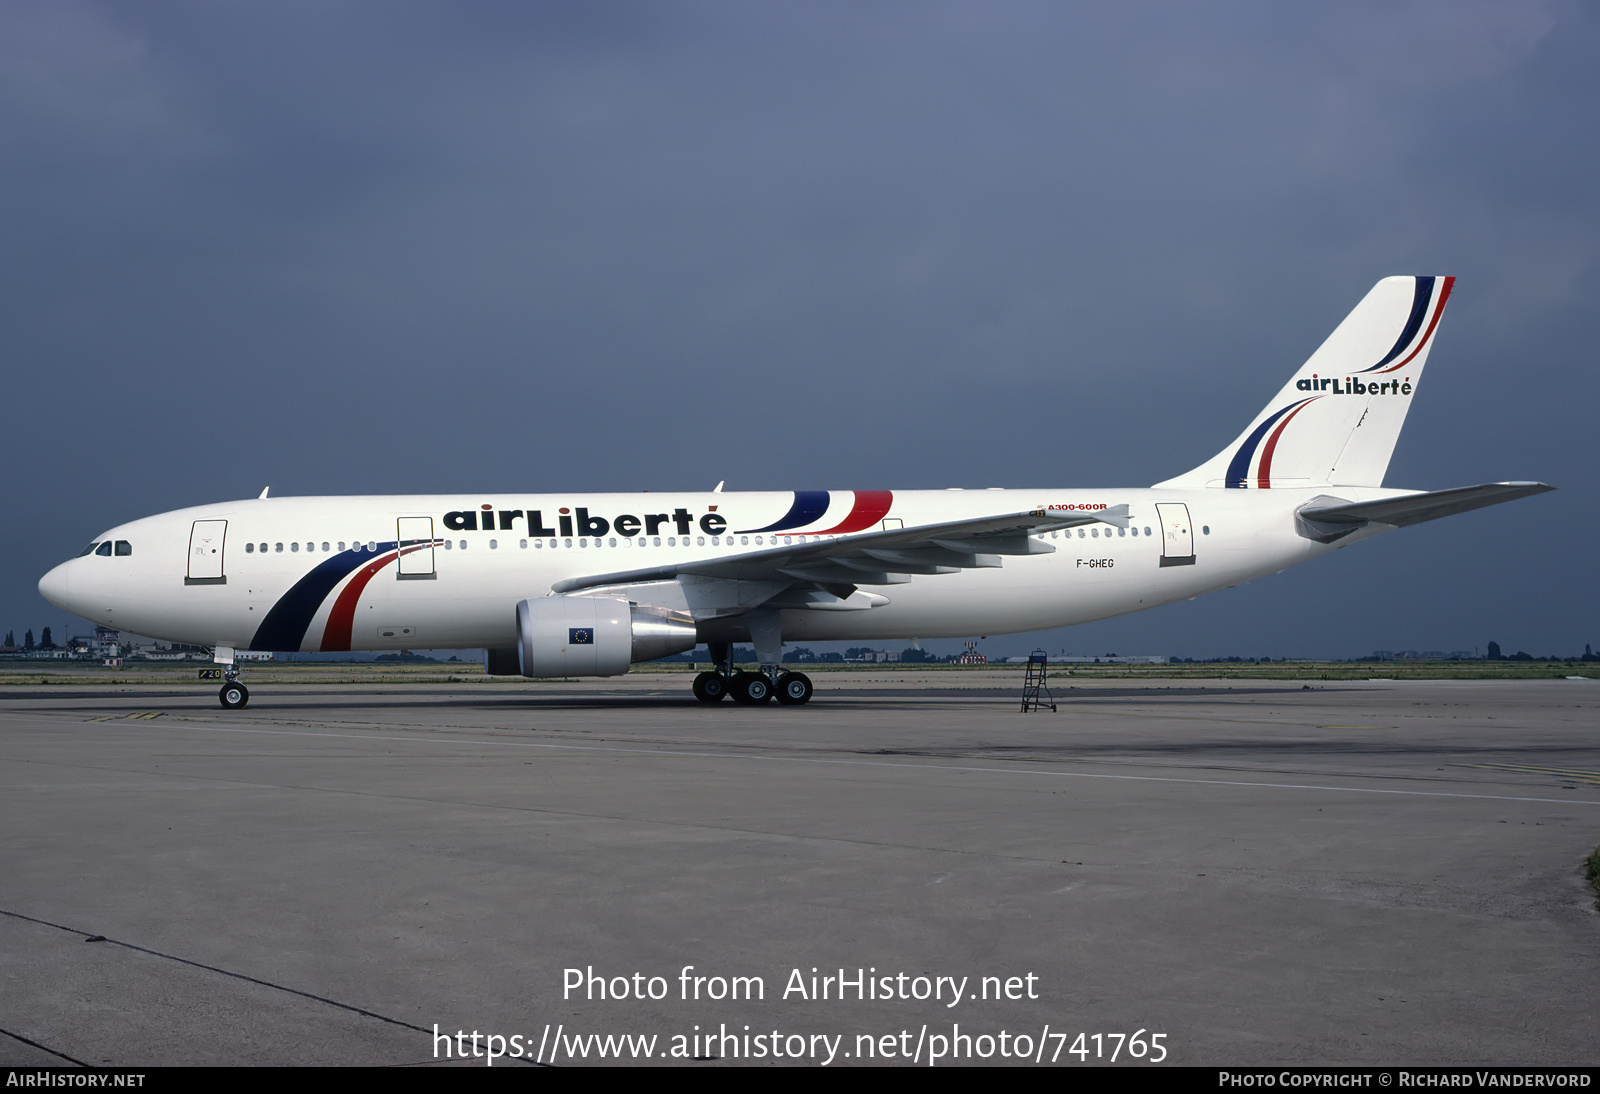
(246, 543), (255, 553)
(96, 542), (113, 556)
(291, 543), (299, 552)
(608, 538), (617, 547)
(338, 542), (345, 551)
(489, 539), (498, 549)
(444, 540), (452, 550)
(519, 539), (528, 549)
(321, 542), (329, 552)
(1117, 527), (1125, 537)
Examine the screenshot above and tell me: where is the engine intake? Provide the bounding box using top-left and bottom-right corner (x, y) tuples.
(516, 594), (696, 678)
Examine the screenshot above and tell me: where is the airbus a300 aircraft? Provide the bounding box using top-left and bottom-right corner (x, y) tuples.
(40, 276), (1551, 709)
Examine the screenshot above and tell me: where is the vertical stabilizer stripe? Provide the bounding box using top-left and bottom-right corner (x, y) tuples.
(1224, 401), (1312, 488)
(1359, 277), (1434, 373)
(1255, 398), (1320, 488)
(1374, 275), (1452, 374)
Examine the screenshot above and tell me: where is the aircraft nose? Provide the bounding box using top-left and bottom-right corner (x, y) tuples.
(38, 562), (73, 610)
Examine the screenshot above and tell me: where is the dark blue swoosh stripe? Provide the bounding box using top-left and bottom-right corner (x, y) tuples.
(248, 542), (397, 652)
(737, 491), (831, 534)
(1358, 276), (1433, 373)
(1224, 402), (1309, 488)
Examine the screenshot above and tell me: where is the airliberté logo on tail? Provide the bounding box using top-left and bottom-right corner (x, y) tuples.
(1295, 375), (1413, 395)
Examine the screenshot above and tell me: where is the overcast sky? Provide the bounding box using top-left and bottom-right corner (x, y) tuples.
(3, 0), (1594, 659)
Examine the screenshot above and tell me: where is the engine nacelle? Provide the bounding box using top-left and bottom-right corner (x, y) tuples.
(515, 594), (697, 678)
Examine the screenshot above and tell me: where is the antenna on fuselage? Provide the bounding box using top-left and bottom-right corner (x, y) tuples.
(713, 481), (725, 493)
(259, 487), (271, 499)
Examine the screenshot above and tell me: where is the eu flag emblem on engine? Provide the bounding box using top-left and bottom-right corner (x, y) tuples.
(569, 628), (593, 645)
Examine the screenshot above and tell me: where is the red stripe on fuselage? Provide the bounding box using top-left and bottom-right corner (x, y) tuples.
(808, 490), (893, 534)
(319, 544), (434, 651)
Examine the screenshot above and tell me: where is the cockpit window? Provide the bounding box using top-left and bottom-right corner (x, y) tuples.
(77, 542), (99, 557)
(114, 540), (132, 556)
(95, 542), (112, 557)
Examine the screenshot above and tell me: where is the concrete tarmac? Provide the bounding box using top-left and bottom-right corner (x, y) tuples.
(1, 671), (1597, 1067)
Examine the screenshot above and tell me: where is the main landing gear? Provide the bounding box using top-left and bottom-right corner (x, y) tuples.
(692, 669), (813, 705)
(693, 640), (813, 705)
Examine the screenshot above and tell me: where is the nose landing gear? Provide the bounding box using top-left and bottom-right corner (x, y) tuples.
(219, 675), (250, 709)
(211, 647), (249, 709)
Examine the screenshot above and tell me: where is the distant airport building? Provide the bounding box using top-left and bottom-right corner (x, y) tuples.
(1005, 654), (1170, 665)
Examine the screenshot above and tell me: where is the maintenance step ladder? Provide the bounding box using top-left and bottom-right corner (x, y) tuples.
(1020, 650), (1056, 713)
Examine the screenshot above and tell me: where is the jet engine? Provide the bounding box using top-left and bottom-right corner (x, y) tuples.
(515, 594), (697, 678)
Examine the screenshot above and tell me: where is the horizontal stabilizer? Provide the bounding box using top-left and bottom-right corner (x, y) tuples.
(1299, 482), (1554, 531)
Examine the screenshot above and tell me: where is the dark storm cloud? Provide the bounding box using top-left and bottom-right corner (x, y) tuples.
(2, 1), (1593, 657)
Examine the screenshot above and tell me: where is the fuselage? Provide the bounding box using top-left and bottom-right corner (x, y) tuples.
(38, 486), (1397, 654)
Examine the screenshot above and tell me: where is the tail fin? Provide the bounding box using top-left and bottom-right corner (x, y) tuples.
(1154, 276), (1454, 490)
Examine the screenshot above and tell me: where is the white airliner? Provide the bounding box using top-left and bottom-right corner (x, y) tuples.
(39, 276), (1551, 708)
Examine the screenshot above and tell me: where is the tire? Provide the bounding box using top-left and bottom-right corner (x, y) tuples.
(692, 671), (728, 703)
(219, 682), (249, 709)
(732, 671), (773, 705)
(774, 671), (813, 705)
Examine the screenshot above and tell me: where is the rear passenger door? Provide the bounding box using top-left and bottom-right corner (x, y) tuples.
(1155, 503), (1195, 567)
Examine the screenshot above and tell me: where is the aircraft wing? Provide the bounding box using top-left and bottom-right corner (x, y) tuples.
(1298, 482), (1554, 529)
(550, 504), (1130, 603)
